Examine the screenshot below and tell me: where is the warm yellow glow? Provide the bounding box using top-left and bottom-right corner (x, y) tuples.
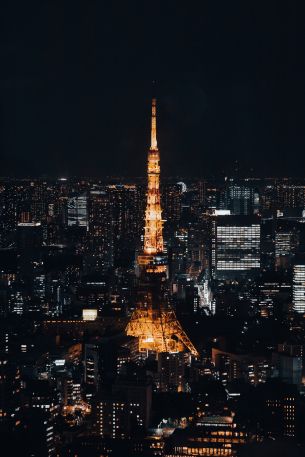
(82, 309), (98, 321)
(126, 98), (199, 358)
(126, 307), (198, 356)
(151, 98), (157, 150)
(143, 337), (154, 343)
(143, 99), (164, 256)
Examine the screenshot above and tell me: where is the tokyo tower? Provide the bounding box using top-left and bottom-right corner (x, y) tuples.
(126, 98), (198, 357)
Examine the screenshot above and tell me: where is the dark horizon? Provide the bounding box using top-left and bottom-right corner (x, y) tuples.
(1, 1), (305, 177)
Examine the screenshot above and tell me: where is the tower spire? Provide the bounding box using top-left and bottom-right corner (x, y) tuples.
(150, 98), (157, 150)
(143, 98), (163, 256)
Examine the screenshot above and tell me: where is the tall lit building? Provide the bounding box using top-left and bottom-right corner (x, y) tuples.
(212, 215), (261, 280)
(109, 184), (144, 267)
(224, 182), (259, 215)
(84, 341), (102, 388)
(164, 414), (249, 456)
(275, 220), (300, 270)
(97, 372), (152, 438)
(162, 182), (183, 228)
(293, 259), (305, 313)
(126, 99), (198, 357)
(262, 383), (299, 439)
(157, 352), (186, 392)
(87, 190), (113, 272)
(276, 183), (305, 210)
(257, 272), (292, 318)
(67, 194), (88, 228)
(0, 355), (21, 422)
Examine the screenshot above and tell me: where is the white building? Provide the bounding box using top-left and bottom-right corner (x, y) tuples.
(293, 263), (305, 313)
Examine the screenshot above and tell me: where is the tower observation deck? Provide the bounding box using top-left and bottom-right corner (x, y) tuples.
(126, 99), (198, 357)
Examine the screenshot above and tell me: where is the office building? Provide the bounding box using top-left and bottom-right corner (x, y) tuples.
(292, 260), (305, 313)
(212, 348), (271, 386)
(87, 189), (113, 272)
(224, 183), (259, 215)
(84, 342), (100, 388)
(97, 373), (152, 439)
(67, 194), (88, 228)
(275, 220), (300, 270)
(212, 216), (261, 279)
(157, 352), (187, 392)
(164, 415), (249, 457)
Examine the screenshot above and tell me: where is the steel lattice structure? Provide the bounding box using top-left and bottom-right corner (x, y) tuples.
(126, 98), (199, 357)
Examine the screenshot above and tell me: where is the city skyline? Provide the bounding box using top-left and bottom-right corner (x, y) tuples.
(2, 3), (305, 456)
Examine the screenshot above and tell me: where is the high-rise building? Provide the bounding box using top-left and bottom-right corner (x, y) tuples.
(16, 222), (43, 252)
(273, 219), (301, 270)
(12, 408), (55, 457)
(212, 348), (271, 386)
(0, 356), (21, 422)
(97, 373), (152, 439)
(164, 414), (249, 456)
(84, 342), (100, 388)
(157, 352), (187, 392)
(63, 378), (82, 405)
(0, 183), (18, 248)
(126, 99), (198, 357)
(272, 349), (302, 386)
(261, 382), (299, 439)
(67, 194), (88, 228)
(292, 259), (305, 313)
(162, 182), (183, 228)
(261, 217), (275, 271)
(257, 272), (292, 317)
(212, 215), (261, 280)
(276, 183), (305, 211)
(172, 275), (201, 316)
(109, 184), (144, 267)
(224, 182), (259, 215)
(87, 190), (113, 272)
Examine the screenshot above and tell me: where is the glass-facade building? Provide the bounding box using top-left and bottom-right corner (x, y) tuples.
(293, 263), (305, 313)
(222, 182), (260, 215)
(67, 194), (88, 228)
(212, 216), (261, 279)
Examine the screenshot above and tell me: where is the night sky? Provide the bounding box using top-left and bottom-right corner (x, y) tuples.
(1, 1), (305, 177)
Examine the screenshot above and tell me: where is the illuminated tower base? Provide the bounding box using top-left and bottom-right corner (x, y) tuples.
(127, 253), (199, 357)
(126, 305), (198, 356)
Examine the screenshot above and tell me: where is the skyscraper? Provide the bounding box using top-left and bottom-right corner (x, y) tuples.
(87, 189), (113, 272)
(224, 182), (260, 215)
(293, 258), (305, 313)
(126, 99), (198, 357)
(67, 194), (88, 228)
(212, 215), (261, 280)
(275, 220), (300, 271)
